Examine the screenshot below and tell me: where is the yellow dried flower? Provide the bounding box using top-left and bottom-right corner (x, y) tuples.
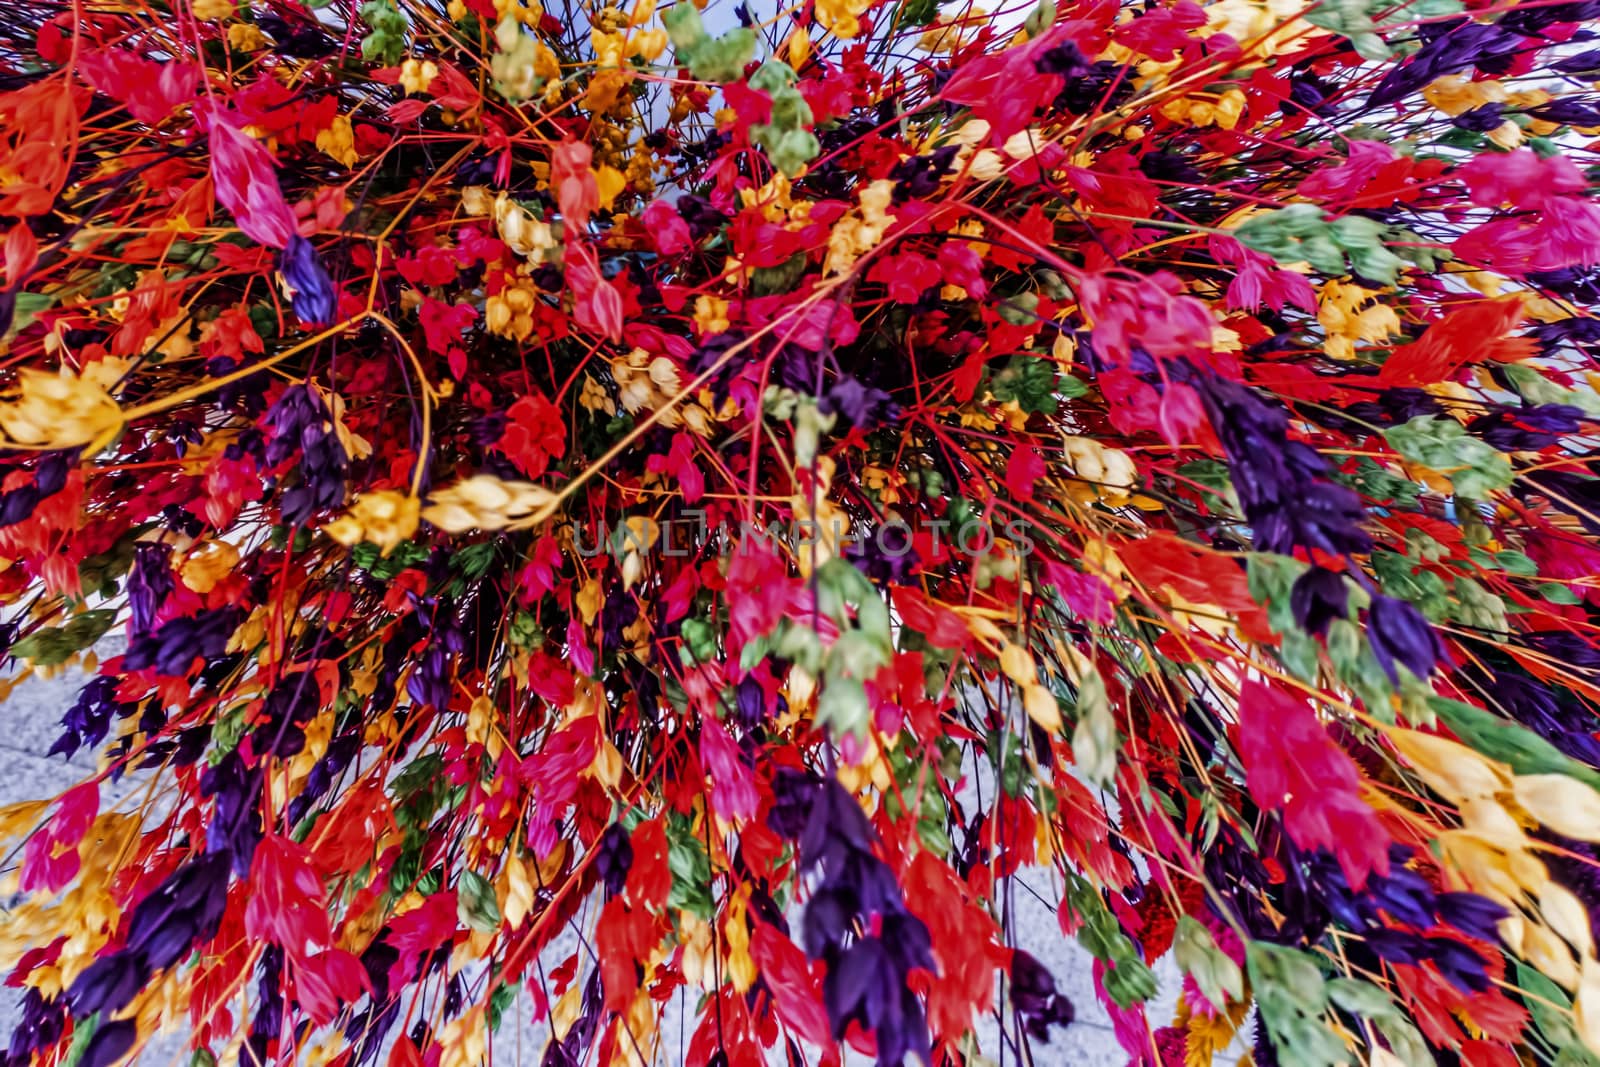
(399, 57), (440, 95)
(226, 22), (272, 51)
(422, 475), (558, 532)
(1318, 279), (1399, 361)
(494, 0), (544, 24)
(579, 374), (617, 415)
(824, 179), (896, 275)
(693, 294), (731, 335)
(180, 540), (242, 594)
(1423, 75), (1506, 116)
(1062, 435), (1137, 505)
(0, 365), (124, 450)
(815, 0), (874, 39)
(487, 277), (542, 341)
(493, 193), (557, 258)
(723, 887), (757, 992)
(596, 163), (627, 209)
(918, 11), (986, 52)
(611, 347), (687, 426)
(438, 1007), (487, 1067)
(315, 114), (357, 168)
(1202, 0), (1318, 57)
(325, 490), (422, 554)
(1159, 88), (1247, 130)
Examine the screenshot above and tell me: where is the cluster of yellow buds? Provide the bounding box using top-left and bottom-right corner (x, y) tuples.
(498, 198), (557, 258)
(935, 121), (1055, 185)
(589, 1), (667, 69)
(190, 0), (235, 18)
(616, 516), (660, 589)
(860, 465), (906, 505)
(485, 276), (544, 341)
(612, 347), (682, 418)
(399, 57), (440, 95)
(999, 640), (1066, 733)
(1388, 725), (1600, 1050)
(315, 114), (357, 167)
(178, 539), (242, 594)
(823, 178), (895, 276)
(226, 22), (272, 50)
(680, 891), (756, 992)
(738, 174), (814, 230)
(623, 150), (657, 196)
(588, 120), (633, 170)
(422, 475), (558, 532)
(1423, 76), (1567, 147)
(1202, 0), (1319, 59)
(578, 373), (616, 416)
(437, 1008), (488, 1067)
(464, 187), (559, 260)
(324, 490), (422, 555)
(692, 294), (731, 335)
(491, 17), (562, 104)
(1061, 435), (1138, 506)
(610, 348), (733, 432)
(0, 808), (139, 992)
(814, 0), (874, 39)
(0, 362), (125, 451)
(918, 9), (987, 52)
(790, 455), (851, 576)
(1157, 87), (1247, 130)
(1318, 279), (1399, 361)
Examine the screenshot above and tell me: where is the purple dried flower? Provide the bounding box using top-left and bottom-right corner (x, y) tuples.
(247, 948), (284, 1067)
(278, 235), (337, 325)
(0, 453), (70, 529)
(1500, 0), (1600, 34)
(79, 1019), (137, 1067)
(1435, 891), (1509, 944)
(595, 823), (633, 896)
(1521, 630), (1600, 672)
(799, 779), (877, 875)
(123, 607), (244, 677)
(890, 144), (961, 202)
(847, 530), (918, 586)
(823, 937), (932, 1067)
(735, 675), (766, 729)
(1469, 404), (1585, 451)
(1290, 567), (1349, 637)
(1452, 104), (1506, 132)
(1009, 949), (1076, 1042)
(124, 852), (231, 971)
(5, 989), (65, 1062)
(1369, 20), (1521, 106)
(823, 376), (898, 429)
(263, 385), (348, 526)
(768, 768), (821, 839)
(600, 588), (639, 654)
(1521, 466), (1600, 536)
(1198, 376), (1370, 558)
(50, 676), (133, 759)
(1367, 595), (1447, 683)
(66, 954), (146, 1019)
(1474, 667), (1600, 768)
(127, 544), (173, 637)
(201, 750), (265, 876)
(251, 675), (319, 758)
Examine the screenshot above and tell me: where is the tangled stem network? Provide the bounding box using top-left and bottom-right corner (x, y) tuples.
(9, 0), (1600, 1063)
